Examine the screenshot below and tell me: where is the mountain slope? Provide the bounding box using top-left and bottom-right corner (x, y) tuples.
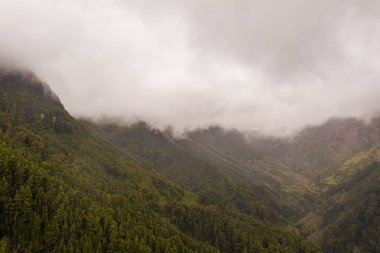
(320, 160), (380, 252)
(193, 120), (380, 253)
(86, 121), (315, 225)
(251, 118), (372, 178)
(180, 127), (316, 220)
(90, 112), (380, 253)
(0, 69), (218, 252)
(245, 118), (380, 253)
(0, 69), (321, 252)
(297, 149), (380, 253)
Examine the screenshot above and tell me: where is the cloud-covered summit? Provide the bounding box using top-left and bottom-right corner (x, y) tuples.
(1, 0), (380, 134)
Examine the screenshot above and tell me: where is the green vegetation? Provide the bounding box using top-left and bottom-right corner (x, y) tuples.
(85, 104), (380, 253)
(2, 68), (379, 253)
(88, 122), (315, 225)
(0, 69), (323, 252)
(251, 118), (380, 253)
(319, 161), (380, 252)
(323, 176), (340, 186)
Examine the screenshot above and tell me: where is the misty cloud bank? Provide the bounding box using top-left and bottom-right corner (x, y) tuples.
(0, 0), (380, 134)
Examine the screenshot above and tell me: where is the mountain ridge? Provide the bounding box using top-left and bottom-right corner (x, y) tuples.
(0, 69), (323, 252)
(1, 68), (379, 252)
(86, 115), (380, 252)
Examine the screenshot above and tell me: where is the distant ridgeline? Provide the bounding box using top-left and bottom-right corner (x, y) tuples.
(1, 68), (378, 253)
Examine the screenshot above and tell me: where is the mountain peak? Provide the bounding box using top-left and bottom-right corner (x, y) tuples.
(0, 68), (61, 105)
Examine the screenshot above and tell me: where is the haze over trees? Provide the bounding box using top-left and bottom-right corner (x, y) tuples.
(1, 0), (379, 252)
(0, 68), (379, 252)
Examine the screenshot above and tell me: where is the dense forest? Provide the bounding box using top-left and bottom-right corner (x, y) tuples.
(87, 111), (380, 252)
(0, 68), (379, 252)
(0, 70), (324, 252)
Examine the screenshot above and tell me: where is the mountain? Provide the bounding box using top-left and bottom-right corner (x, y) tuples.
(172, 118), (380, 253)
(315, 158), (380, 252)
(292, 143), (380, 253)
(1, 67), (378, 253)
(178, 127), (316, 216)
(246, 118), (380, 253)
(83, 111), (380, 253)
(84, 121), (315, 225)
(0, 68), (321, 252)
(251, 118), (371, 178)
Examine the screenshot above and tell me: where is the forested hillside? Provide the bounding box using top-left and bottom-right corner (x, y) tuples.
(247, 119), (380, 253)
(1, 68), (378, 253)
(1, 0), (378, 252)
(83, 107), (380, 253)
(84, 122), (313, 225)
(0, 69), (322, 252)
(296, 148), (380, 253)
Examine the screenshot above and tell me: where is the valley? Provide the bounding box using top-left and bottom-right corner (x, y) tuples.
(0, 69), (379, 252)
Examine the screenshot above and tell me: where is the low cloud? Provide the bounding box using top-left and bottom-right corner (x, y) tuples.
(1, 0), (380, 135)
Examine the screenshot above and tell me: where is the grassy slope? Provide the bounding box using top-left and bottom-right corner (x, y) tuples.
(297, 149), (380, 253)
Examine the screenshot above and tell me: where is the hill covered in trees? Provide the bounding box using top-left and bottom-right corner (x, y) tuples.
(1, 68), (379, 252)
(0, 69), (323, 252)
(86, 115), (380, 252)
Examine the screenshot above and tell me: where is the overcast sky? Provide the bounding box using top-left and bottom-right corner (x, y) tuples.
(1, 0), (380, 134)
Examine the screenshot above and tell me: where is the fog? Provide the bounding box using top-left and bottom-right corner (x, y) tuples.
(1, 0), (380, 135)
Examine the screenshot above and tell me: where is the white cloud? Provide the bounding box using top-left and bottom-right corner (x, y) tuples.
(1, 0), (380, 135)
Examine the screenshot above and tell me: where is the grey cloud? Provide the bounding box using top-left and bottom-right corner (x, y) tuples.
(0, 0), (380, 135)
